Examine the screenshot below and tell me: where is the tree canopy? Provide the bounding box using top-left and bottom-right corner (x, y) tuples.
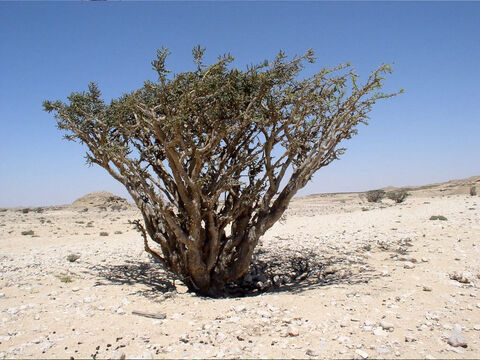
(44, 47), (400, 296)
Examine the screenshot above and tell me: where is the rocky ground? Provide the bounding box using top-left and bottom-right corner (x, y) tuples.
(0, 176), (479, 359)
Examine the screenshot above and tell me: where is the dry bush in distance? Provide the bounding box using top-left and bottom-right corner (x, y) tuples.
(387, 190), (409, 203)
(366, 189), (386, 203)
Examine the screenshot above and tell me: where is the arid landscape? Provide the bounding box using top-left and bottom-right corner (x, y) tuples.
(0, 175), (479, 359)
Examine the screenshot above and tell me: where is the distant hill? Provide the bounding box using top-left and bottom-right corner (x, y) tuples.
(380, 175), (480, 197)
(71, 191), (132, 211)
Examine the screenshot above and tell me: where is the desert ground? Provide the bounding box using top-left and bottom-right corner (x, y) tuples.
(0, 176), (479, 359)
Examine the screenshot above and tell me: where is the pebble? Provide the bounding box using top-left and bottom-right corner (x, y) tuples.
(354, 349), (369, 359)
(473, 325), (480, 331)
(373, 328), (387, 336)
(405, 336), (416, 342)
(404, 264), (415, 269)
(287, 326), (299, 337)
(423, 286), (432, 292)
(72, 287), (80, 292)
(449, 271), (473, 284)
(306, 349), (319, 357)
(447, 325), (468, 348)
(178, 334), (189, 343)
(0, 293), (5, 298)
(380, 320), (394, 331)
(40, 340), (53, 351)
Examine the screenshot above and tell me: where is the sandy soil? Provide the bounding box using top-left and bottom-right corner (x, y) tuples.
(0, 177), (479, 359)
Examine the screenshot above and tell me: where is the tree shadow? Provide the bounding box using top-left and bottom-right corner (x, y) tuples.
(87, 244), (380, 299)
(225, 246), (380, 297)
(88, 260), (176, 299)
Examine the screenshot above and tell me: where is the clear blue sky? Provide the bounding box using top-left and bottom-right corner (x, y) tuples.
(1, 1), (479, 207)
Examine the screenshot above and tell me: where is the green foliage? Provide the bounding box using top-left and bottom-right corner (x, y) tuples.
(387, 190), (409, 203)
(366, 189), (386, 203)
(470, 186), (477, 196)
(44, 47), (400, 296)
(429, 215), (447, 221)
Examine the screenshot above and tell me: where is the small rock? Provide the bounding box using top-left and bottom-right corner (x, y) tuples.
(179, 334), (189, 343)
(405, 336), (416, 342)
(404, 264), (415, 269)
(354, 349), (369, 359)
(0, 293), (5, 298)
(373, 328), (387, 336)
(40, 340), (53, 351)
(453, 323), (462, 333)
(306, 349), (319, 357)
(447, 333), (467, 348)
(287, 326), (299, 337)
(473, 325), (480, 331)
(449, 271), (473, 284)
(423, 286), (432, 292)
(380, 320), (394, 331)
(116, 307), (125, 315)
(71, 287), (80, 292)
(447, 325), (467, 348)
(421, 257), (429, 262)
(34, 314), (40, 320)
(272, 275), (281, 286)
(364, 320), (376, 326)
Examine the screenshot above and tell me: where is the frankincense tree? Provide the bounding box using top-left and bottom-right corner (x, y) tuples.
(44, 47), (400, 296)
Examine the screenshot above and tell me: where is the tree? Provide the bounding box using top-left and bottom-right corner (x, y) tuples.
(44, 47), (400, 297)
